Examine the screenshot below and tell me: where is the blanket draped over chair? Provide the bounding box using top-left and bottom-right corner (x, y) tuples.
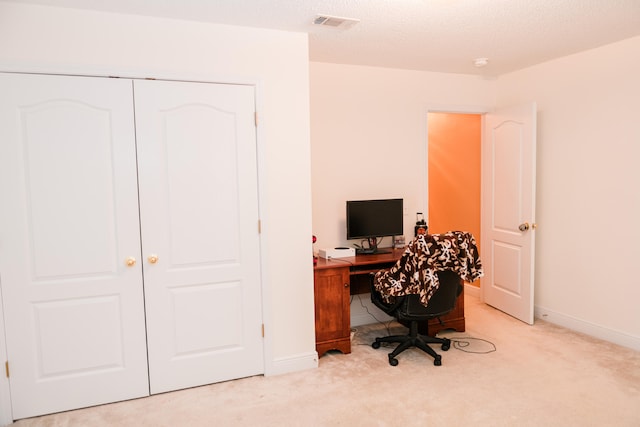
(373, 231), (484, 307)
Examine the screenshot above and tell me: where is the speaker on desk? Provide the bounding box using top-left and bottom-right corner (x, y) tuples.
(319, 247), (356, 259)
(414, 212), (428, 236)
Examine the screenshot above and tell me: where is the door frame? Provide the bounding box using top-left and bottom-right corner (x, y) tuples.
(0, 67), (270, 426)
(422, 103), (490, 299)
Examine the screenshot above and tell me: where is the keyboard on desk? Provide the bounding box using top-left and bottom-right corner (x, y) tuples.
(350, 262), (395, 275)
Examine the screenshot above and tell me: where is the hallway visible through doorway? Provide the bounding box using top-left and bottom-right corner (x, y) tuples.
(427, 112), (481, 286)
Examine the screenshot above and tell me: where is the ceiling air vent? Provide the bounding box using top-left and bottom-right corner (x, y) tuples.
(313, 14), (360, 28)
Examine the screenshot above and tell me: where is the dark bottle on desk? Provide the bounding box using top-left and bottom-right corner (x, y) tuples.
(414, 212), (428, 236)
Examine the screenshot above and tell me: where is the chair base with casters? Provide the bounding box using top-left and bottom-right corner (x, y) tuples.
(371, 270), (462, 366)
(372, 320), (451, 366)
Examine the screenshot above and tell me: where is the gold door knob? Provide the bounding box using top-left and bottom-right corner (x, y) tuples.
(518, 222), (530, 232)
(148, 254), (159, 264)
(125, 256), (136, 267)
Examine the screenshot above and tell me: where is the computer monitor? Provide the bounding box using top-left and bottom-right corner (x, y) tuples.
(346, 198), (403, 253)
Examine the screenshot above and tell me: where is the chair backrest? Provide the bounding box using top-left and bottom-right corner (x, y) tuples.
(396, 270), (462, 319)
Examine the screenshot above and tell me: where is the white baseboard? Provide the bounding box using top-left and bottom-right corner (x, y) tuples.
(265, 351), (318, 376)
(535, 305), (640, 351)
(350, 293), (393, 327)
(351, 311), (393, 327)
(464, 283), (481, 298)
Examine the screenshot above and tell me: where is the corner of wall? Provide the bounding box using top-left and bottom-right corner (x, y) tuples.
(265, 352), (318, 376)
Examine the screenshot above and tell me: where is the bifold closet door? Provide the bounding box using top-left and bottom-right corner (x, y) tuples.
(0, 74), (265, 419)
(0, 73), (149, 419)
(133, 80), (264, 394)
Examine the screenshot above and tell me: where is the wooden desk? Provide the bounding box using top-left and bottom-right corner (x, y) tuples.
(313, 249), (465, 356)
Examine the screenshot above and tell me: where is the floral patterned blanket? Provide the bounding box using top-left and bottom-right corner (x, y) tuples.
(373, 231), (484, 307)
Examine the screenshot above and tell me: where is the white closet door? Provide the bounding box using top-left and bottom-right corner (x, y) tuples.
(0, 73), (149, 419)
(134, 80), (264, 394)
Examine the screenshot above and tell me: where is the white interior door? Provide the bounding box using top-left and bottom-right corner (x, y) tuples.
(482, 103), (537, 324)
(0, 73), (149, 419)
(134, 80), (264, 394)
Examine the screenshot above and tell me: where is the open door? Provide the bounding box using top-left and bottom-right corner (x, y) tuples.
(481, 103), (537, 324)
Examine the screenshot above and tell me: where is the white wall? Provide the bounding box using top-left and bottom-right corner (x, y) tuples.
(0, 3), (316, 422)
(310, 62), (496, 251)
(495, 36), (640, 348)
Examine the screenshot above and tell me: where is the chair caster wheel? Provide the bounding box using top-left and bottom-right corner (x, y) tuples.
(388, 355), (399, 366)
(372, 340), (381, 349)
(434, 356), (442, 366)
(441, 340), (451, 351)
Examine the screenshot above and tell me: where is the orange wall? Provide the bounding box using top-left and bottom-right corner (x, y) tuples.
(427, 113), (481, 279)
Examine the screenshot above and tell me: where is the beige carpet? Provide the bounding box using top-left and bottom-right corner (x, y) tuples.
(13, 295), (640, 427)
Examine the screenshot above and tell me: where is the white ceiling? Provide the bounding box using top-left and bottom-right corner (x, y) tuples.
(5, 0), (640, 76)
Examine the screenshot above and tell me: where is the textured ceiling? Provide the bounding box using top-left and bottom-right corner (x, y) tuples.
(5, 0), (640, 76)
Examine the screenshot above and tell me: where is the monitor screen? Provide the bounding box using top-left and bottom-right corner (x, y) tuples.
(346, 198), (403, 240)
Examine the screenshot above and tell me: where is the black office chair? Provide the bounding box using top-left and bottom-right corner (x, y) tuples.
(371, 270), (463, 366)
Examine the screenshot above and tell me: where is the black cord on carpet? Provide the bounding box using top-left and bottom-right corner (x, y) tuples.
(447, 337), (497, 354)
